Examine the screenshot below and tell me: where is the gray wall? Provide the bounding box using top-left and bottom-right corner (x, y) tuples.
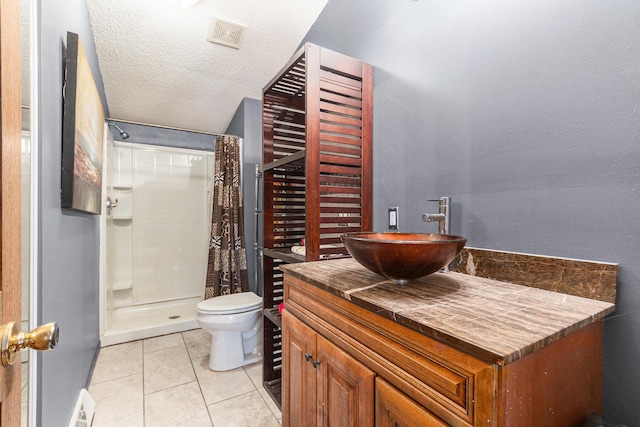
(108, 120), (217, 151)
(37, 1), (107, 425)
(225, 97), (263, 295)
(303, 1), (640, 425)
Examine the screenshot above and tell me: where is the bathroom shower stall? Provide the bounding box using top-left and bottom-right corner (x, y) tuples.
(99, 132), (215, 346)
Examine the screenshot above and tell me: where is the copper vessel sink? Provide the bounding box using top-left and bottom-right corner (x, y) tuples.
(341, 232), (467, 281)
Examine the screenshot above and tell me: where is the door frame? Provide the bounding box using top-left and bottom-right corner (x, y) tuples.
(26, 0), (41, 425)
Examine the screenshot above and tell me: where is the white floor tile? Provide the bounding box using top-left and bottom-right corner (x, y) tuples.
(192, 356), (256, 405)
(244, 362), (282, 420)
(143, 332), (185, 354)
(144, 381), (212, 427)
(91, 340), (143, 385)
(143, 343), (196, 394)
(88, 330), (278, 426)
(208, 390), (281, 427)
(89, 374), (144, 427)
(182, 328), (210, 361)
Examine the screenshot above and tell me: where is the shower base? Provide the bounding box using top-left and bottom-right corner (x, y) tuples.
(100, 297), (201, 347)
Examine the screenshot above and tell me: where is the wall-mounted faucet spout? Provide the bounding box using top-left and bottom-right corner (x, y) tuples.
(422, 197), (451, 235)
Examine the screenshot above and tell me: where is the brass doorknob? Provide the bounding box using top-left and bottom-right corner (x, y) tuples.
(1, 322), (59, 366)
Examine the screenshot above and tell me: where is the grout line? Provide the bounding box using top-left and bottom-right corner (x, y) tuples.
(254, 388), (282, 422)
(143, 380), (202, 397)
(182, 331), (215, 427)
(205, 389), (256, 407)
(244, 363), (282, 423)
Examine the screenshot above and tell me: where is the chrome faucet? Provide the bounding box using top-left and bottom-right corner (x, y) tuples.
(422, 197), (451, 235)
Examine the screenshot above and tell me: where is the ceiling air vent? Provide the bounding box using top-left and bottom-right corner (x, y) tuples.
(208, 18), (246, 49)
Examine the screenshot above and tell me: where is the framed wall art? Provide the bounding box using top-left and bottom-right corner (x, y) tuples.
(61, 31), (105, 215)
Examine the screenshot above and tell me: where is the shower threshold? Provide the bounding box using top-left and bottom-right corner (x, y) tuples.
(101, 297), (200, 347)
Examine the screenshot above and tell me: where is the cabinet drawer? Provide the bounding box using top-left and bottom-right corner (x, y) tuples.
(285, 275), (496, 426)
(376, 377), (449, 427)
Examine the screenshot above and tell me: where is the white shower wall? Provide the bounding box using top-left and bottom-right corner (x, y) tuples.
(102, 140), (214, 344)
(131, 146), (213, 304)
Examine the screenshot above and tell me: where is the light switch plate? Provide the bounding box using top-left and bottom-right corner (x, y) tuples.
(388, 207), (399, 230)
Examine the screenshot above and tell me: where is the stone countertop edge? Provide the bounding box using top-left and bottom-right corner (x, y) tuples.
(281, 258), (616, 366)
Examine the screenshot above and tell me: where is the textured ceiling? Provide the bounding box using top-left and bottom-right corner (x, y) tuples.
(87, 0), (328, 134)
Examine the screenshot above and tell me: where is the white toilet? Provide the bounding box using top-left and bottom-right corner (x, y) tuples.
(196, 292), (263, 371)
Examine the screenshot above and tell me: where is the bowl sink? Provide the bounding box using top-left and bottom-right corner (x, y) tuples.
(341, 232), (467, 281)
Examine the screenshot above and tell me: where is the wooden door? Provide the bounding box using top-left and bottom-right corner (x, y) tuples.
(0, 0), (24, 425)
(282, 310), (317, 427)
(316, 334), (374, 427)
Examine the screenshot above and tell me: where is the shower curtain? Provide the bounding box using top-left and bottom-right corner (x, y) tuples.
(205, 135), (249, 298)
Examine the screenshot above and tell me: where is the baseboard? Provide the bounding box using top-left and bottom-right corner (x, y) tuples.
(86, 342), (101, 388)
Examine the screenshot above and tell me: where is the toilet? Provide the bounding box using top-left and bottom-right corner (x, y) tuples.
(196, 292), (263, 371)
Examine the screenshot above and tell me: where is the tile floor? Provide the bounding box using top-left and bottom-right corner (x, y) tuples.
(88, 329), (282, 427)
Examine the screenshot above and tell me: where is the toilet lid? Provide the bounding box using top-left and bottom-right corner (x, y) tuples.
(197, 292), (262, 314)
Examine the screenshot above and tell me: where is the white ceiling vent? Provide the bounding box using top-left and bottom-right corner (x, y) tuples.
(208, 18), (246, 49)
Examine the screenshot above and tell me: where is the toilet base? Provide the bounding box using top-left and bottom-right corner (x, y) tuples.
(208, 353), (261, 371)
(207, 329), (262, 371)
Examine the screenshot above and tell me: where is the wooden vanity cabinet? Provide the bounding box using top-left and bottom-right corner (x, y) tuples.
(283, 310), (317, 425)
(376, 378), (449, 427)
(282, 273), (605, 427)
(283, 310), (375, 427)
(282, 275), (495, 427)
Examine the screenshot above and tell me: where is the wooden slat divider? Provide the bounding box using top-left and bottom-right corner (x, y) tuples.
(319, 69), (363, 89)
(320, 113), (363, 129)
(319, 163), (362, 176)
(320, 91), (363, 108)
(319, 101), (363, 118)
(262, 43), (372, 408)
(320, 206), (361, 214)
(320, 153), (362, 167)
(319, 186), (362, 196)
(319, 133), (362, 146)
(320, 81), (363, 100)
(320, 122), (362, 137)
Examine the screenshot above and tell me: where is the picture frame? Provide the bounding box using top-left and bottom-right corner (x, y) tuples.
(61, 31), (105, 215)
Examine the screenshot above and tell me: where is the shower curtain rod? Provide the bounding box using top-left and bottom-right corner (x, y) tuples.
(107, 117), (224, 137)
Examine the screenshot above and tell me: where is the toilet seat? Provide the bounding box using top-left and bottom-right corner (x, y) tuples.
(197, 292), (262, 315)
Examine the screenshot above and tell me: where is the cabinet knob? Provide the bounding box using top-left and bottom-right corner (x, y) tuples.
(305, 353), (312, 362)
(312, 360), (321, 369)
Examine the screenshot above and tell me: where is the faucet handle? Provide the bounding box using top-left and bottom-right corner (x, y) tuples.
(424, 197), (451, 235)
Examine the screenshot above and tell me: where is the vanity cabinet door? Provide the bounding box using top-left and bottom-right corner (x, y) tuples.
(375, 378), (449, 427)
(316, 335), (375, 427)
(283, 310), (375, 427)
(282, 310), (317, 427)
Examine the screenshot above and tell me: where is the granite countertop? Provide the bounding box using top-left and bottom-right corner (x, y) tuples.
(281, 257), (616, 365)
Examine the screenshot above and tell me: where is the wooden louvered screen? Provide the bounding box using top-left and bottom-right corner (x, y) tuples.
(305, 44), (372, 260)
(261, 43), (372, 408)
(262, 43), (372, 262)
(261, 255), (285, 402)
(263, 53), (306, 164)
